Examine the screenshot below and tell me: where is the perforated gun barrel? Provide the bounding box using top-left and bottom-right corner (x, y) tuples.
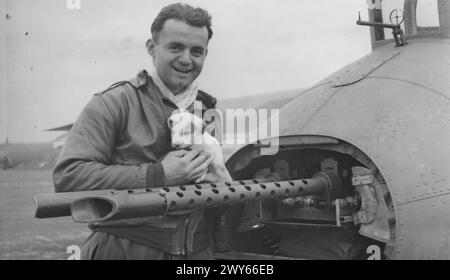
(33, 178), (275, 219)
(68, 172), (340, 223)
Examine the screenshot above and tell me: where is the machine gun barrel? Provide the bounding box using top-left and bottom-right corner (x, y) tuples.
(70, 172), (340, 223)
(33, 178), (275, 219)
(356, 16), (407, 47)
(356, 19), (400, 29)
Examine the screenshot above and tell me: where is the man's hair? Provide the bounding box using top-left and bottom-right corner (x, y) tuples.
(151, 3), (213, 43)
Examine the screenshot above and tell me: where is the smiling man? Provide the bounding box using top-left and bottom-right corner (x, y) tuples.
(148, 17), (208, 94)
(53, 3), (219, 260)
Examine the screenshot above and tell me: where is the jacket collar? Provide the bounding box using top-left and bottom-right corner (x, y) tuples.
(129, 69), (150, 89)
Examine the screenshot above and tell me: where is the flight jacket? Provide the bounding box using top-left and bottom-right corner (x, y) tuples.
(53, 70), (218, 256)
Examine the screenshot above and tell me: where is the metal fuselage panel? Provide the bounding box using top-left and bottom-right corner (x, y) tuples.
(271, 38), (450, 259)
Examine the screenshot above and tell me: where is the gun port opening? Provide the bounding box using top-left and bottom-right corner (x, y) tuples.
(220, 136), (396, 260)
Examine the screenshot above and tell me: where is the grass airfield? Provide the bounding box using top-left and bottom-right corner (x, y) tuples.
(0, 169), (89, 260)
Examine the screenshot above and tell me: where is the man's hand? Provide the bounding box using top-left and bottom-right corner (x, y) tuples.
(161, 149), (212, 185)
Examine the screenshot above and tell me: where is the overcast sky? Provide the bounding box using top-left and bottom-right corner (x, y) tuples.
(0, 0), (375, 142)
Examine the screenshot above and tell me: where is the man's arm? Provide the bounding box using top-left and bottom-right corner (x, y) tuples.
(53, 94), (165, 192)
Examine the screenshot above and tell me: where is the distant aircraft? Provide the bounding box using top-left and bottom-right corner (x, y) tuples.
(217, 89), (300, 110)
(0, 139), (60, 169)
(0, 122), (72, 169)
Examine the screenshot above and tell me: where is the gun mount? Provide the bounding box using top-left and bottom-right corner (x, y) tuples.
(357, 12), (407, 47)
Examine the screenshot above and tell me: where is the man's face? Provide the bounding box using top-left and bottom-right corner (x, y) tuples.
(148, 19), (209, 94)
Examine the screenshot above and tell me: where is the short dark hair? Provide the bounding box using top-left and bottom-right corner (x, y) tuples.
(151, 3), (213, 43)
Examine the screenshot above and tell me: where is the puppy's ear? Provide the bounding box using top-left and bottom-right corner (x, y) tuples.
(204, 116), (216, 132)
(204, 116), (215, 125)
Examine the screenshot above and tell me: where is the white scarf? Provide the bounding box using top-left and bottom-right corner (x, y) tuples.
(148, 65), (198, 109)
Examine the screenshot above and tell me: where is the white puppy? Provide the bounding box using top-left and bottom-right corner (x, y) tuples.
(168, 109), (232, 183)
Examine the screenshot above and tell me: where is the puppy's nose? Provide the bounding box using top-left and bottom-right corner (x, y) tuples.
(173, 144), (180, 149)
